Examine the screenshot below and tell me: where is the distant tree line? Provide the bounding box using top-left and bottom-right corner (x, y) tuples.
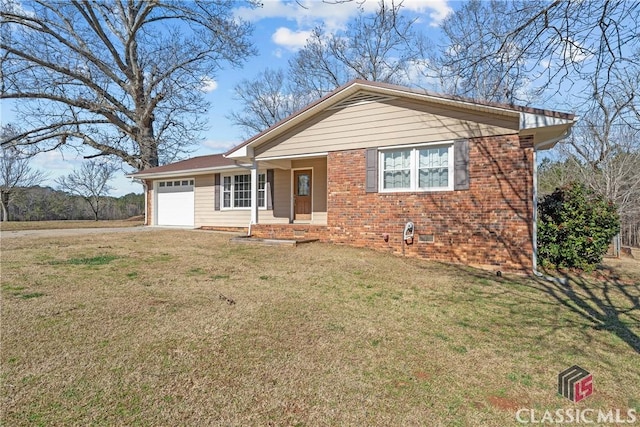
(5, 186), (144, 222)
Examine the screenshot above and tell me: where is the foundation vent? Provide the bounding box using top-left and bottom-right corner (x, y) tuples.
(419, 234), (435, 243)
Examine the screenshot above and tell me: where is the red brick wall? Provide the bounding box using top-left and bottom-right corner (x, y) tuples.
(325, 135), (534, 271)
(251, 224), (328, 241)
(253, 134), (535, 272)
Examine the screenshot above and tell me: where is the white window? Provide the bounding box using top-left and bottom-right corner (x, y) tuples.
(221, 173), (266, 209)
(380, 143), (454, 192)
(382, 150), (411, 189)
(157, 179), (194, 188)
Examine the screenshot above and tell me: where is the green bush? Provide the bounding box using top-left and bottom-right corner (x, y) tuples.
(537, 182), (619, 271)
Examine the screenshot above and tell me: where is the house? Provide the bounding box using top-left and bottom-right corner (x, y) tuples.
(130, 80), (576, 272)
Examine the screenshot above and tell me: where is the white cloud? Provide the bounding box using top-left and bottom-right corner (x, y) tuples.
(235, 0), (365, 32)
(32, 150), (78, 173)
(235, 0), (453, 30)
(401, 0), (453, 27)
(272, 27), (311, 51)
(201, 77), (218, 93)
(201, 139), (237, 153)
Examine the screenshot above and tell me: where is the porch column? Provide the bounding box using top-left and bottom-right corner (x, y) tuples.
(250, 161), (258, 225)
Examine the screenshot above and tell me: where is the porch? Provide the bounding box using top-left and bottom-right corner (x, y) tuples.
(248, 155), (328, 227)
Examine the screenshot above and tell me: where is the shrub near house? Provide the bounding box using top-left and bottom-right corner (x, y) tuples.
(537, 182), (620, 271)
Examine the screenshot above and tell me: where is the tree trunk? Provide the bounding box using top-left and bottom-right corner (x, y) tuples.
(137, 126), (159, 170)
(93, 198), (99, 221)
(1, 191), (10, 222)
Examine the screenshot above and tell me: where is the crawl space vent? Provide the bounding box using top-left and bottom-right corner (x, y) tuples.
(329, 92), (395, 110)
(419, 234), (435, 243)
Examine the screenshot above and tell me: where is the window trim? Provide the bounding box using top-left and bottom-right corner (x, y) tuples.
(378, 142), (455, 193)
(220, 171), (267, 210)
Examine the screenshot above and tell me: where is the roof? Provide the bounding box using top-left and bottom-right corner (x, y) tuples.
(130, 79), (577, 179)
(129, 154), (237, 179)
(225, 79), (576, 159)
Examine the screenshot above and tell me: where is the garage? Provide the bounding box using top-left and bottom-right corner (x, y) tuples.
(156, 179), (194, 227)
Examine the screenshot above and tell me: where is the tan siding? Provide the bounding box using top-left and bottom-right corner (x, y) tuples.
(194, 174), (215, 227)
(257, 212), (290, 225)
(255, 98), (519, 158)
(272, 169), (291, 221)
(311, 212), (327, 225)
(194, 173), (289, 227)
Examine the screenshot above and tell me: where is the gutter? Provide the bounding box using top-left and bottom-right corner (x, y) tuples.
(531, 127), (573, 284)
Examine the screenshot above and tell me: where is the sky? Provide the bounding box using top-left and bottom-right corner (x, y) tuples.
(1, 0), (455, 196)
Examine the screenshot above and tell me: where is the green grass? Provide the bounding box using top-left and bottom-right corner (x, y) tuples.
(1, 229), (638, 426)
(50, 255), (120, 266)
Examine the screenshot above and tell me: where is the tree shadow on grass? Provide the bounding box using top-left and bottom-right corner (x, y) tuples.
(441, 261), (640, 354)
(531, 265), (640, 354)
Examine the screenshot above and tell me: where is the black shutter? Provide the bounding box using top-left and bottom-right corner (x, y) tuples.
(266, 169), (274, 210)
(214, 173), (221, 211)
(365, 148), (378, 193)
(454, 139), (470, 191)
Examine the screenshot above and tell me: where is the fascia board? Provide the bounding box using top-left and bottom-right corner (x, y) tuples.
(127, 165), (242, 180)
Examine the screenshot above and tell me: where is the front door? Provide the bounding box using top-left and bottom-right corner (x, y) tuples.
(294, 170), (312, 221)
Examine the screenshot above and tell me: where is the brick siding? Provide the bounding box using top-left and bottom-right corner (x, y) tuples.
(253, 134), (534, 272)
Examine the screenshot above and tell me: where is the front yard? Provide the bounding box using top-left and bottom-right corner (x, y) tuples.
(1, 230), (638, 426)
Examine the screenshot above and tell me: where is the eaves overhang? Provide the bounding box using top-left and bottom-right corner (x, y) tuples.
(127, 165), (242, 181)
(224, 79), (576, 161)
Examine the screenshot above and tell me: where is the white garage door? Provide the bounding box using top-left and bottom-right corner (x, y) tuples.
(156, 179), (194, 227)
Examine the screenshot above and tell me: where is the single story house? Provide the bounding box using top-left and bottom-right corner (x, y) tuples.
(130, 80), (576, 272)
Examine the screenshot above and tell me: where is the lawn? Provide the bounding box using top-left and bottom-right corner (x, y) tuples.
(0, 219), (144, 231)
(1, 230), (638, 426)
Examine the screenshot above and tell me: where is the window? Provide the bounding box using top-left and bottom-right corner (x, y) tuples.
(223, 176), (232, 208)
(221, 173), (266, 209)
(234, 174), (251, 208)
(157, 179), (194, 188)
(258, 173), (266, 208)
(380, 144), (454, 191)
(419, 147), (449, 189)
(382, 150), (411, 189)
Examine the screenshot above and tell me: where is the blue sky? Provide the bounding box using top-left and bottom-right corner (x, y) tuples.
(1, 0), (454, 196)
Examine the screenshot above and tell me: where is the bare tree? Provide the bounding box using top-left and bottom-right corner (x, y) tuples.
(559, 88), (640, 246)
(432, 0), (639, 104)
(56, 160), (117, 221)
(1, 0), (257, 170)
(289, 1), (430, 99)
(429, 0), (532, 104)
(0, 125), (48, 221)
(230, 1), (430, 133)
(228, 68), (311, 138)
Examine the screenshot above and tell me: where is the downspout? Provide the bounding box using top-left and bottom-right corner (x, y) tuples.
(532, 127), (573, 284)
(143, 180), (148, 226)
